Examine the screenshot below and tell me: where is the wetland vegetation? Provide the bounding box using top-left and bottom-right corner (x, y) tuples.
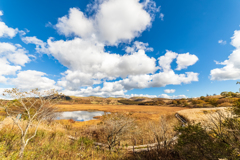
(1, 89), (240, 159)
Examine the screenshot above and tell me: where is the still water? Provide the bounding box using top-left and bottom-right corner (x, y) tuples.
(56, 111), (108, 121)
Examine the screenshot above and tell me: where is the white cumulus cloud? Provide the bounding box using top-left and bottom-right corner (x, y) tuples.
(125, 41), (153, 53)
(0, 21), (18, 38)
(55, 8), (94, 38)
(158, 50), (178, 72)
(176, 52), (199, 70)
(11, 70), (61, 91)
(0, 42), (30, 66)
(0, 42), (32, 83)
(158, 94), (187, 99)
(55, 0), (157, 45)
(48, 37), (157, 81)
(61, 81), (126, 97)
(211, 30), (240, 80)
(18, 0), (199, 97)
(21, 36), (48, 53)
(164, 89), (175, 93)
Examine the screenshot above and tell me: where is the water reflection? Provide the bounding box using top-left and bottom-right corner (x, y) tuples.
(56, 111), (108, 121)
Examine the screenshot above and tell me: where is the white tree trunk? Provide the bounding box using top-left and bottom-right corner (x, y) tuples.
(19, 138), (27, 159)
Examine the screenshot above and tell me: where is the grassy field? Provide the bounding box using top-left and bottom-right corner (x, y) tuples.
(177, 107), (229, 123)
(0, 103), (184, 159)
(56, 104), (186, 121)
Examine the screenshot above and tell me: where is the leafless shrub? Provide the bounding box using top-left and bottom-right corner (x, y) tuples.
(149, 116), (175, 150)
(101, 113), (134, 152)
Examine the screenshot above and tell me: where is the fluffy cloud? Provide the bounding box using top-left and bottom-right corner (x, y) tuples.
(158, 50), (178, 71)
(0, 11), (57, 92)
(151, 71), (199, 87)
(0, 12), (18, 38)
(0, 58), (21, 78)
(21, 36), (49, 53)
(125, 94), (157, 98)
(10, 70), (61, 91)
(55, 0), (156, 45)
(61, 81), (126, 97)
(158, 94), (188, 99)
(57, 70), (101, 90)
(120, 74), (152, 90)
(48, 37), (157, 80)
(158, 94), (187, 99)
(55, 8), (94, 38)
(108, 50), (199, 91)
(124, 93), (187, 99)
(231, 30), (240, 48)
(120, 71), (198, 90)
(50, 40), (199, 92)
(0, 42), (31, 83)
(176, 52), (199, 70)
(0, 42), (30, 66)
(95, 0), (152, 45)
(125, 41), (153, 53)
(0, 17), (32, 84)
(211, 30), (240, 80)
(0, 22), (18, 38)
(20, 0), (199, 97)
(164, 89), (175, 93)
(218, 39), (226, 45)
(124, 93), (188, 99)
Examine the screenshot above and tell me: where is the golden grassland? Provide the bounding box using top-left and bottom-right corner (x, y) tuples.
(0, 119), (128, 160)
(0, 111), (180, 159)
(56, 104), (186, 120)
(177, 107), (228, 123)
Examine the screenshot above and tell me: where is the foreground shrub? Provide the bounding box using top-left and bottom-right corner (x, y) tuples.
(175, 123), (235, 160)
(0, 124), (125, 160)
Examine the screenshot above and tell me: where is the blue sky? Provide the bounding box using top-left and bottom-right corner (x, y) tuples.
(0, 0), (240, 98)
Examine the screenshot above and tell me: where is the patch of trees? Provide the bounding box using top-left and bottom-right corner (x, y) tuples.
(72, 99), (91, 104)
(118, 99), (166, 106)
(117, 99), (142, 105)
(138, 100), (165, 105)
(221, 91), (240, 97)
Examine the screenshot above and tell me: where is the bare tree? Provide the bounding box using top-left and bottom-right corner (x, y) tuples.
(150, 116), (175, 150)
(102, 113), (134, 152)
(0, 88), (60, 158)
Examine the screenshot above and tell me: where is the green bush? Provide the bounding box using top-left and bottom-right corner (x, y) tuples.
(138, 100), (165, 105)
(175, 123), (235, 159)
(117, 100), (140, 105)
(172, 100), (178, 105)
(191, 99), (205, 105)
(221, 91), (237, 97)
(200, 96), (205, 100)
(205, 98), (218, 106)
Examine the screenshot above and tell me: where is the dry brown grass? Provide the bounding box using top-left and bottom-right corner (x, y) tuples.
(177, 107), (229, 123)
(57, 104), (186, 121)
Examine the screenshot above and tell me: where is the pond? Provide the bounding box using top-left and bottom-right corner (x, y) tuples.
(56, 110), (109, 122)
